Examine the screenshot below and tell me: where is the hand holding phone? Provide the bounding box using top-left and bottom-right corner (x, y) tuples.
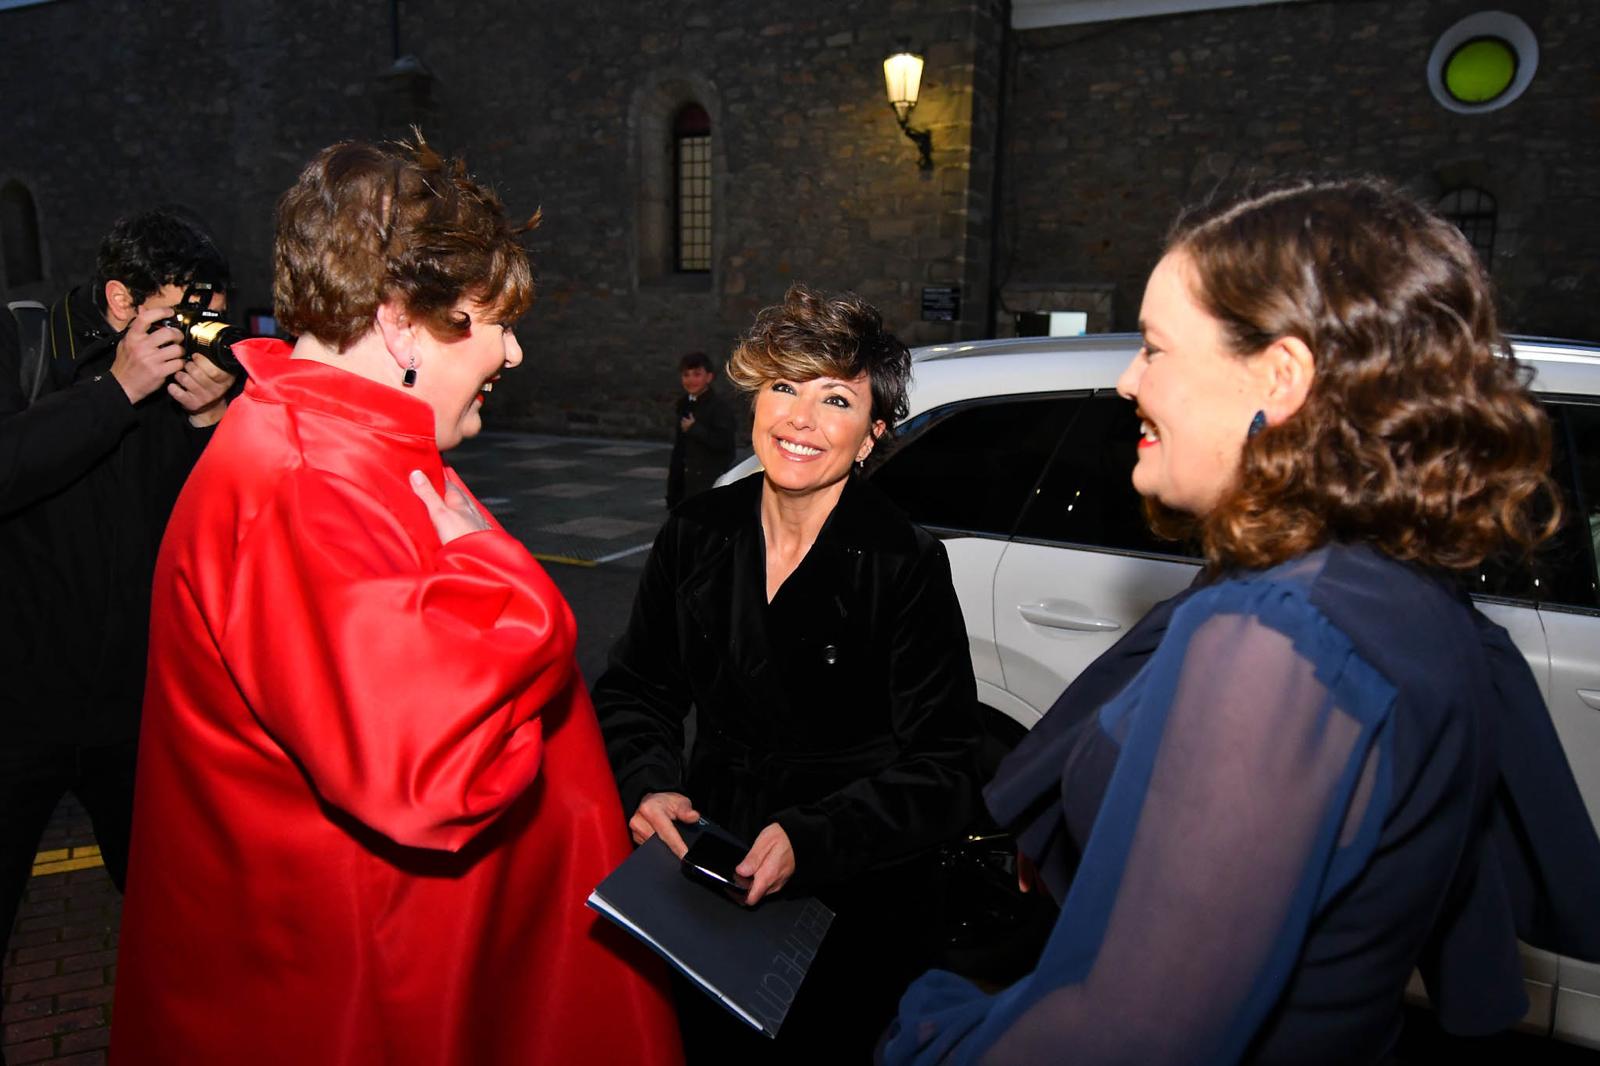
(681, 831), (754, 906)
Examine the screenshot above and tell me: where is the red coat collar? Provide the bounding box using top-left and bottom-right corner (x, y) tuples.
(233, 337), (437, 442)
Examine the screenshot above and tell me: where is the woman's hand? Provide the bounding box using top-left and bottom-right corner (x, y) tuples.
(629, 791), (700, 857)
(411, 470), (490, 544)
(736, 823), (796, 906)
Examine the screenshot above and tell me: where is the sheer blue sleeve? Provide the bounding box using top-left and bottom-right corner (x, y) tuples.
(883, 577), (1396, 1065)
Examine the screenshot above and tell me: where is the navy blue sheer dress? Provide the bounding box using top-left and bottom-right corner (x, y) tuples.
(884, 544), (1600, 1065)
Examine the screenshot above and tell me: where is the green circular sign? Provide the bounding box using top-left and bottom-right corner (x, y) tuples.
(1444, 38), (1517, 103)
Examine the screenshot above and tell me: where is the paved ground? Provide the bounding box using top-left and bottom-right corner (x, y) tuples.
(5, 431), (1598, 1063)
(451, 430), (677, 567)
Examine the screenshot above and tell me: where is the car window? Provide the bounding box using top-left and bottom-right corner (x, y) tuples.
(1472, 398), (1600, 612)
(1012, 392), (1199, 560)
(1569, 402), (1600, 606)
(871, 394), (1085, 537)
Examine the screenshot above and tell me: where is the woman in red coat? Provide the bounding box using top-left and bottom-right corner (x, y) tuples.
(110, 138), (682, 1065)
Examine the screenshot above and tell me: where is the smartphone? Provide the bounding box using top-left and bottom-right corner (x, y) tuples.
(681, 831), (754, 905)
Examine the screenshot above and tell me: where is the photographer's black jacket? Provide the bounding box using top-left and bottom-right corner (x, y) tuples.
(0, 286), (216, 744)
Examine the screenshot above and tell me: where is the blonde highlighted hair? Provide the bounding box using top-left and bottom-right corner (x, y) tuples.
(726, 284), (912, 432)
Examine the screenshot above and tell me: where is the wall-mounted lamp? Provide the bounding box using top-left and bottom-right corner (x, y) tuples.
(883, 49), (933, 171)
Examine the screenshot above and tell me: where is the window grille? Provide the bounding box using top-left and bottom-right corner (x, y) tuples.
(674, 104), (712, 273)
(1437, 187), (1497, 264)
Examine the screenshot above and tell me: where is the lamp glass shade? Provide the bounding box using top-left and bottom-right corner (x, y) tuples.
(883, 51), (924, 120)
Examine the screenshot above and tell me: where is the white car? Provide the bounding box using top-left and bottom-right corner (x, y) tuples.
(720, 332), (1600, 1047)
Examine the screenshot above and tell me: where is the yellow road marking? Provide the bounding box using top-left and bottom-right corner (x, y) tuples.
(530, 553), (597, 568)
(31, 844), (104, 877)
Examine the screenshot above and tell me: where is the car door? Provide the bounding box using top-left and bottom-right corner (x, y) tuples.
(993, 391), (1201, 718)
(869, 394), (1085, 724)
(1533, 399), (1600, 1047)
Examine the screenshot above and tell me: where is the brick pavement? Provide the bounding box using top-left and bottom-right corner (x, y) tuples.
(1, 430), (692, 1065)
(1, 795), (116, 1066)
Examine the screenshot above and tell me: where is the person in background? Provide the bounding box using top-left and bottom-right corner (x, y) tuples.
(883, 177), (1600, 1064)
(0, 208), (234, 1065)
(598, 284), (982, 1063)
(110, 137), (681, 1066)
(666, 349), (736, 509)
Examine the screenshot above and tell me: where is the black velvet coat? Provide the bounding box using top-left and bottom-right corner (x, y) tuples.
(595, 471), (982, 898)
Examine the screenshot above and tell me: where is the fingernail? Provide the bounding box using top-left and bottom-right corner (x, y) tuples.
(409, 470), (426, 486)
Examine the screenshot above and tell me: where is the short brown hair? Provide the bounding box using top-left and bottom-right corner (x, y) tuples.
(1159, 176), (1559, 572)
(274, 135), (535, 350)
(726, 284), (912, 430)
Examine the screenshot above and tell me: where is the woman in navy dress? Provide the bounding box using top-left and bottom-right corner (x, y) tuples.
(884, 177), (1600, 1064)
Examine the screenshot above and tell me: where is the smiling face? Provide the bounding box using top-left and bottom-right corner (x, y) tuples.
(752, 372), (884, 499)
(413, 300), (523, 451)
(1116, 250), (1265, 516)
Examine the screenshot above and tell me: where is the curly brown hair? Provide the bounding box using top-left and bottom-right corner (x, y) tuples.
(274, 133), (536, 350)
(726, 284), (913, 432)
(1154, 176), (1560, 572)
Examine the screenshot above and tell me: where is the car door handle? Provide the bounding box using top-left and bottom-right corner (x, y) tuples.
(1579, 689), (1600, 711)
(1017, 601), (1123, 633)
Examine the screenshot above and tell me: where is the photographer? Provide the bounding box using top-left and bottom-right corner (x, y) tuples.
(0, 206), (235, 1023)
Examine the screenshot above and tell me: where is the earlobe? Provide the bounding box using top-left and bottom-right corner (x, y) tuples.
(1265, 336), (1316, 421)
(374, 301), (418, 374)
(104, 280), (133, 323)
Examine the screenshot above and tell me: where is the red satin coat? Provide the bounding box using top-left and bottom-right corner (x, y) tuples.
(111, 340), (681, 1065)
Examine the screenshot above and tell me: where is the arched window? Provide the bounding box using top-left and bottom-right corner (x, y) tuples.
(1438, 187), (1497, 264)
(674, 103), (712, 273)
(634, 77), (719, 289)
(1, 181), (43, 287)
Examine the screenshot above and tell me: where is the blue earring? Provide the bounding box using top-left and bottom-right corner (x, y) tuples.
(1248, 410), (1267, 438)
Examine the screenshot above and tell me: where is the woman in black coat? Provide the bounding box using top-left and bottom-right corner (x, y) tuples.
(594, 284), (982, 1062)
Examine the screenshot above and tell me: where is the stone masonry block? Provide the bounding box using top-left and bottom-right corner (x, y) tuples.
(3, 1006), (106, 1043)
(0, 1039), (53, 1064)
(6, 966), (104, 998)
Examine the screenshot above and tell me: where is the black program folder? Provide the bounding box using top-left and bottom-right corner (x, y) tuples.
(587, 832), (835, 1038)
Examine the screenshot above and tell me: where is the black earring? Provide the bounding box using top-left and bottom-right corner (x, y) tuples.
(1248, 410), (1266, 438)
(402, 358), (418, 388)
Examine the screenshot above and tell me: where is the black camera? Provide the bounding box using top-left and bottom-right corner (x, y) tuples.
(152, 280), (247, 377)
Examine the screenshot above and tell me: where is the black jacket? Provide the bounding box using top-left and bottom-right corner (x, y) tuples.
(595, 472), (982, 897)
(666, 383), (736, 508)
(0, 286), (215, 744)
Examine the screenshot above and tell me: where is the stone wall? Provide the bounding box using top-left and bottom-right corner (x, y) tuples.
(1000, 0), (1600, 339)
(0, 0), (1593, 439)
(0, 0), (1000, 438)
(418, 0), (1003, 435)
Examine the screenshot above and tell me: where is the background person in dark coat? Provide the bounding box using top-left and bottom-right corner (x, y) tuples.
(665, 350), (736, 509)
(0, 207), (234, 1065)
(597, 285), (982, 1063)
